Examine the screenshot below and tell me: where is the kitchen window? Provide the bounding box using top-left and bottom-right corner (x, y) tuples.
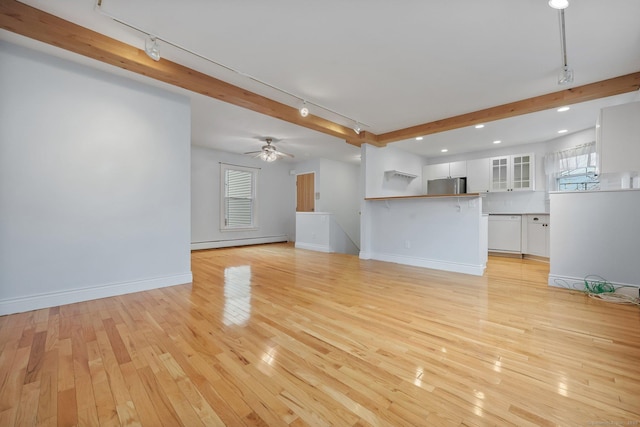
(220, 163), (258, 231)
(556, 165), (599, 191)
(544, 142), (599, 191)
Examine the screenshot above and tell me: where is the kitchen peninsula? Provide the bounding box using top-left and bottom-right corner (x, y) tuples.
(360, 193), (488, 276)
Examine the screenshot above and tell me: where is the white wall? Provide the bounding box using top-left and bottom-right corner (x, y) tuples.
(295, 158), (360, 247)
(549, 190), (640, 290)
(363, 196), (487, 275)
(0, 41), (192, 315)
(319, 159), (360, 247)
(363, 144), (427, 198)
(295, 213), (331, 252)
(191, 146), (295, 249)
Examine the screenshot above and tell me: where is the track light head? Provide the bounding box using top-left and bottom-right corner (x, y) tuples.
(548, 0), (569, 9)
(353, 125), (361, 135)
(558, 66), (574, 85)
(299, 104), (309, 117)
(145, 36), (160, 61)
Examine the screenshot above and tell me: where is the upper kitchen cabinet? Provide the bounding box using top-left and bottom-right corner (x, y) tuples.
(467, 158), (491, 193)
(490, 153), (534, 192)
(596, 102), (640, 175)
(424, 161), (467, 180)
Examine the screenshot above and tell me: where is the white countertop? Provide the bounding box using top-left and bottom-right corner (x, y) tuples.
(550, 188), (640, 195)
(485, 212), (549, 215)
(365, 193), (482, 201)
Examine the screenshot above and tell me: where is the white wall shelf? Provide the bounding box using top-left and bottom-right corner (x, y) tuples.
(384, 170), (417, 180)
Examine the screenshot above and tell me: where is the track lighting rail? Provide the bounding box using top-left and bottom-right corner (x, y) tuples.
(95, 0), (370, 133)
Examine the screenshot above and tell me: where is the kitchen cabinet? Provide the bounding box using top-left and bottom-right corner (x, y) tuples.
(467, 158), (491, 193)
(490, 153), (534, 192)
(525, 215), (549, 258)
(488, 215), (522, 253)
(596, 101), (640, 175)
(424, 161), (467, 180)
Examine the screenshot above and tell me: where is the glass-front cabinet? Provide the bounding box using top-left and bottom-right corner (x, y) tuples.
(491, 157), (509, 191)
(490, 154), (534, 192)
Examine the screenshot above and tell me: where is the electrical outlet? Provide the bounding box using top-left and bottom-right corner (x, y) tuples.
(405, 240), (411, 249)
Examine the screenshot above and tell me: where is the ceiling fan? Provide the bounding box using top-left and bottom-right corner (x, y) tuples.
(244, 137), (294, 162)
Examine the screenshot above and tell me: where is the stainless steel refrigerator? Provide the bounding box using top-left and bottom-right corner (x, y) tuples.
(427, 177), (467, 195)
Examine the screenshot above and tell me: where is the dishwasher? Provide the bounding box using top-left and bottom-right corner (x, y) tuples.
(488, 215), (522, 253)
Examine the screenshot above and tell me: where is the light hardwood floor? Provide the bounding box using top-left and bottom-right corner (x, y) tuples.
(1, 243), (639, 426)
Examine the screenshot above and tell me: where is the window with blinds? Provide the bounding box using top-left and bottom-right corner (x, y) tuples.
(221, 164), (258, 230)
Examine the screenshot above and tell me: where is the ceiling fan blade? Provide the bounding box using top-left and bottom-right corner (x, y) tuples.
(243, 150), (263, 155)
(276, 151), (295, 158)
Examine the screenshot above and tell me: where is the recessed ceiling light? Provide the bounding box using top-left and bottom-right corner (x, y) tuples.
(415, 136), (423, 141)
(558, 129), (568, 134)
(557, 106), (570, 112)
(493, 140), (502, 144)
(475, 124), (485, 129)
(441, 149), (448, 153)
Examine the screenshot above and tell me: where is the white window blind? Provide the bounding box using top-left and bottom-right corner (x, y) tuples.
(221, 164), (258, 230)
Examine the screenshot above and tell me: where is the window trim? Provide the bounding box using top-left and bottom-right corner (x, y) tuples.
(220, 163), (258, 232)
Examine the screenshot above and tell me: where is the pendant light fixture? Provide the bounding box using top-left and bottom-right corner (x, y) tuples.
(550, 1), (573, 85)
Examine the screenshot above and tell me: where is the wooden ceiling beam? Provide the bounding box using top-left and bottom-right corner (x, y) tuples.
(0, 0), (376, 145)
(2, 1), (638, 150)
(378, 72), (640, 144)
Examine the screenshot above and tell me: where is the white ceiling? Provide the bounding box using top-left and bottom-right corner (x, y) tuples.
(5, 0), (640, 163)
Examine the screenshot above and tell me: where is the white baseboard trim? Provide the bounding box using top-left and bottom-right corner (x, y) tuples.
(548, 274), (640, 297)
(191, 235), (288, 251)
(0, 272), (193, 316)
(294, 242), (332, 253)
(371, 252), (486, 276)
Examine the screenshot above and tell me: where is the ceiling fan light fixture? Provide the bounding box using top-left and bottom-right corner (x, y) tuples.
(258, 150), (277, 162)
(145, 35), (161, 61)
(548, 0), (569, 9)
(246, 137), (294, 162)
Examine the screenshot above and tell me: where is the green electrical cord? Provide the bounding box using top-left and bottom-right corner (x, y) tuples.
(553, 275), (640, 306)
(583, 275), (615, 294)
